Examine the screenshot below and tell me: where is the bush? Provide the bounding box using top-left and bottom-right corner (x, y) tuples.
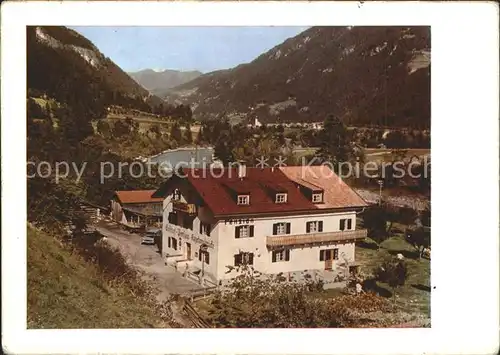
(373, 257), (408, 301)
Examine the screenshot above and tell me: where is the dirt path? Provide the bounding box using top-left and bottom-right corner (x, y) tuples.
(94, 220), (204, 300)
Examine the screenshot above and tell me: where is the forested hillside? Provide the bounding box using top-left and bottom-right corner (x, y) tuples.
(165, 26), (430, 128)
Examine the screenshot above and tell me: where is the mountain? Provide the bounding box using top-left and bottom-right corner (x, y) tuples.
(165, 26), (430, 128)
(27, 26), (164, 115)
(129, 69), (202, 97)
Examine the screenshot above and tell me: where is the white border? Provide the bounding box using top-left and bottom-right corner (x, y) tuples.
(2, 1), (499, 355)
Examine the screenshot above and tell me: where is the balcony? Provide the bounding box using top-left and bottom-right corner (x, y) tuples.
(266, 229), (367, 248)
(165, 223), (214, 249)
(172, 200), (197, 215)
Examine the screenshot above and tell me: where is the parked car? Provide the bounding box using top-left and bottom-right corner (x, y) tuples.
(141, 228), (161, 245)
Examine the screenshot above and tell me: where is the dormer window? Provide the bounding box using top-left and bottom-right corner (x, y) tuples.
(237, 195), (250, 205)
(173, 189), (181, 201)
(275, 193), (288, 204)
(312, 192), (323, 203)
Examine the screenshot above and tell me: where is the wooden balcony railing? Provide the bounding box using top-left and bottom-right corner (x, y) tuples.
(172, 200), (197, 215)
(266, 229), (367, 248)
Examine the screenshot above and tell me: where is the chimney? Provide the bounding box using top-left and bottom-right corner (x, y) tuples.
(238, 163), (247, 179)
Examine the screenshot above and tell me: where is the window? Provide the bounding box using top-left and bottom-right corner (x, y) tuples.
(275, 193), (288, 204)
(168, 212), (177, 225)
(273, 222), (291, 235)
(234, 252), (254, 266)
(237, 195), (250, 205)
(198, 250), (210, 265)
(235, 225), (254, 238)
(169, 237), (178, 251)
(320, 248), (338, 261)
(312, 193), (323, 203)
(199, 222), (211, 236)
(173, 189), (181, 201)
(306, 221), (323, 233)
(272, 249), (290, 262)
(183, 216), (194, 230)
(340, 218), (353, 231)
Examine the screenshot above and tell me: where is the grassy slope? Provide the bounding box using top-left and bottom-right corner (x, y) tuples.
(27, 225), (168, 328)
(355, 233), (431, 317)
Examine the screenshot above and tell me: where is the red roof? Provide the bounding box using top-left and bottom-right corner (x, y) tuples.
(154, 166), (367, 217)
(279, 166), (368, 209)
(115, 190), (163, 204)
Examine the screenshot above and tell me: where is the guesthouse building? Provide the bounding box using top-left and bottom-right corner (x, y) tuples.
(152, 165), (368, 283)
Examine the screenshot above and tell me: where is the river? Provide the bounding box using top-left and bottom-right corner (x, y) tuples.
(148, 146), (214, 169)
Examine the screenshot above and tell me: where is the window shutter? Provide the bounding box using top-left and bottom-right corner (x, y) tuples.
(286, 223), (291, 234)
(320, 250), (325, 261)
(318, 221), (323, 232)
(306, 222), (311, 233)
(347, 219), (352, 230)
(333, 249), (339, 260)
(273, 224), (278, 235)
(235, 226), (240, 238)
(285, 249), (290, 261)
(234, 254), (241, 266)
(249, 253), (254, 265)
(249, 225), (254, 238)
(340, 219), (346, 231)
(272, 251), (277, 263)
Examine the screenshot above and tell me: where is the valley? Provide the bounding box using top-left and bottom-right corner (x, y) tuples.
(26, 25), (431, 329)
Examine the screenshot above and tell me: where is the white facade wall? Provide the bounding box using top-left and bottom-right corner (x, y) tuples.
(215, 211), (357, 280)
(161, 190), (221, 282)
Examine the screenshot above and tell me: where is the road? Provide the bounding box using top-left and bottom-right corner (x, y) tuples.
(94, 219), (204, 301)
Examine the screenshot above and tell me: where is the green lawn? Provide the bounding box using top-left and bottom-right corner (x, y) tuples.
(354, 233), (430, 316)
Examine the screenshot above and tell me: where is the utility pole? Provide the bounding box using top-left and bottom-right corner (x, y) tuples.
(377, 179), (384, 205)
(384, 69), (388, 128)
(200, 244), (208, 278)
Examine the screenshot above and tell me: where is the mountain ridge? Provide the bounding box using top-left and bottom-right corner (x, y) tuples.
(164, 26), (430, 128)
(27, 26), (164, 114)
(129, 68), (203, 98)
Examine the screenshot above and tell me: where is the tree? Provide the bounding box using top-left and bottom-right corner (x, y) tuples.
(169, 122), (182, 144)
(214, 134), (235, 165)
(96, 120), (111, 138)
(148, 124), (161, 139)
(420, 207), (431, 227)
(27, 98), (46, 119)
(206, 266), (349, 328)
(405, 227), (431, 259)
(360, 204), (397, 248)
(112, 119), (131, 138)
(57, 105), (94, 147)
(183, 123), (193, 144)
(316, 115), (352, 169)
(374, 257), (408, 302)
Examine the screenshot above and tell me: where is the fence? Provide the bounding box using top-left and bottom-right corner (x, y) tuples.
(183, 299), (211, 328)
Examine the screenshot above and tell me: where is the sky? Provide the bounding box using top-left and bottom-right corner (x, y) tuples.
(70, 26), (309, 73)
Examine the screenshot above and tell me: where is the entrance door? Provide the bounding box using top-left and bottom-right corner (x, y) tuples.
(321, 249), (338, 270)
(186, 242), (192, 260)
(325, 258), (333, 270)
